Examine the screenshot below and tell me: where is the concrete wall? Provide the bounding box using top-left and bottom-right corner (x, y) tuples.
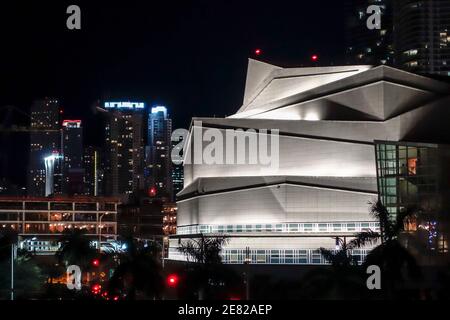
(177, 184), (376, 227)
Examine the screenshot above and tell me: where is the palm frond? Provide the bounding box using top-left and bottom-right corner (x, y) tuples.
(178, 240), (202, 263)
(319, 248), (336, 264)
(178, 236), (228, 264)
(369, 200), (390, 229)
(348, 230), (380, 249)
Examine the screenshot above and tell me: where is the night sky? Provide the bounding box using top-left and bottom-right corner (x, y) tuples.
(0, 0), (345, 186)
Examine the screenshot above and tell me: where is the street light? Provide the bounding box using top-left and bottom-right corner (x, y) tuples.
(10, 243), (16, 301)
(244, 246), (251, 300)
(98, 212), (109, 253)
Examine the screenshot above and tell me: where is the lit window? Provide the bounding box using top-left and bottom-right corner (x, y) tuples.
(408, 158), (417, 175)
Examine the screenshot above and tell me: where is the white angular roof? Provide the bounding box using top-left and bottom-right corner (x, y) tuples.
(233, 61), (450, 121)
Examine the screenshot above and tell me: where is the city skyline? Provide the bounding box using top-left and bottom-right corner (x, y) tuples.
(1, 0), (450, 303)
(1, 99), (179, 191)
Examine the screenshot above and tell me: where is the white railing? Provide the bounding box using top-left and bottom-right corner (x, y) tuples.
(177, 221), (380, 235)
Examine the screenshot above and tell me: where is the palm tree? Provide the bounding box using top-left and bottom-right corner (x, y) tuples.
(299, 238), (366, 299)
(0, 251), (46, 299)
(0, 230), (45, 299)
(56, 229), (97, 269)
(351, 200), (421, 298)
(320, 238), (360, 267)
(178, 235), (238, 300)
(178, 235), (227, 264)
(108, 238), (164, 300)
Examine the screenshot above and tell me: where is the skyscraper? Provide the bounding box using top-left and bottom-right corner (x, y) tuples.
(103, 102), (145, 197)
(345, 0), (394, 65)
(171, 132), (184, 199)
(393, 0), (450, 76)
(27, 98), (61, 196)
(61, 120), (84, 195)
(83, 146), (104, 196)
(146, 106), (173, 200)
(345, 0), (450, 76)
(44, 152), (63, 196)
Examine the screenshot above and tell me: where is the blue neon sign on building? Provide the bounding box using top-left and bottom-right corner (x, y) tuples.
(104, 102), (145, 110)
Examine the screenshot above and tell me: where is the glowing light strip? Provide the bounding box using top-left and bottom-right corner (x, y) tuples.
(104, 102), (145, 109)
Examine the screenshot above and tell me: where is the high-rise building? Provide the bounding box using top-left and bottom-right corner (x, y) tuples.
(103, 102), (145, 197)
(345, 0), (394, 65)
(146, 106), (173, 200)
(345, 0), (450, 76)
(61, 120), (84, 195)
(171, 132), (184, 198)
(27, 98), (61, 196)
(83, 146), (104, 196)
(393, 0), (450, 76)
(44, 152), (63, 197)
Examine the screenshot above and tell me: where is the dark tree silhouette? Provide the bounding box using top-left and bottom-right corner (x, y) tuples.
(56, 229), (97, 268)
(178, 235), (239, 300)
(108, 238), (164, 300)
(351, 200), (422, 299)
(300, 238), (366, 299)
(178, 235), (227, 264)
(0, 230), (45, 299)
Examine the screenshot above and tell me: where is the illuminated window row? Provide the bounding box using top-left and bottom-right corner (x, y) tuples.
(177, 222), (380, 235)
(169, 248), (368, 265)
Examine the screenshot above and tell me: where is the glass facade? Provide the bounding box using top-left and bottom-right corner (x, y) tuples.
(376, 141), (450, 252)
(376, 141), (450, 215)
(394, 0), (450, 76)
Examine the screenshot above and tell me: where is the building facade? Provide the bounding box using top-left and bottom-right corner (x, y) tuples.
(27, 98), (61, 197)
(393, 0), (450, 76)
(83, 146), (104, 196)
(376, 141), (450, 252)
(168, 59), (450, 264)
(146, 106), (173, 200)
(345, 0), (394, 65)
(61, 120), (84, 195)
(44, 152), (63, 197)
(103, 102), (145, 197)
(118, 197), (167, 240)
(0, 196), (119, 254)
(345, 0), (450, 76)
(171, 132), (185, 199)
